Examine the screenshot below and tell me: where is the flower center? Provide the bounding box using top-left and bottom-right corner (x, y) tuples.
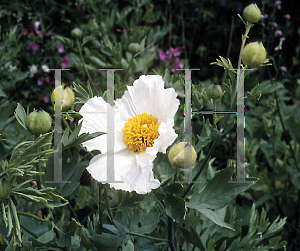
(122, 113), (160, 152)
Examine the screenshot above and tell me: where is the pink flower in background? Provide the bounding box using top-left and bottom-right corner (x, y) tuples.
(284, 14), (291, 19)
(157, 49), (168, 61)
(275, 30), (283, 36)
(116, 28), (122, 32)
(279, 66), (287, 72)
(23, 28), (29, 35)
(169, 47), (182, 57)
(43, 96), (49, 103)
(275, 1), (281, 9)
(271, 22), (278, 27)
(37, 78), (44, 86)
(54, 43), (64, 53)
(76, 6), (81, 12)
(60, 56), (70, 68)
(170, 58), (183, 73)
(27, 42), (39, 51)
(263, 14), (269, 19)
(44, 76), (50, 84)
(294, 99), (299, 104)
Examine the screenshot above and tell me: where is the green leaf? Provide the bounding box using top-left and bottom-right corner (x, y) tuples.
(5, 235), (16, 251)
(163, 183), (184, 194)
(14, 103), (27, 130)
(81, 36), (96, 47)
(20, 215), (49, 240)
(164, 194), (186, 223)
(179, 226), (205, 251)
(187, 166), (257, 210)
(89, 55), (107, 68)
(257, 80), (284, 95)
(32, 230), (56, 247)
(197, 208), (235, 231)
(89, 233), (122, 251)
(71, 231), (81, 251)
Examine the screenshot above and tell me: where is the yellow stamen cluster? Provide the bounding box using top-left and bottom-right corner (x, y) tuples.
(122, 113), (160, 152)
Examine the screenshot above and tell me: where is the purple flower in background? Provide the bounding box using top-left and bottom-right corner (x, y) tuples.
(284, 14), (291, 19)
(23, 28), (29, 35)
(27, 41), (39, 51)
(194, 7), (199, 12)
(43, 96), (49, 103)
(275, 30), (282, 36)
(44, 76), (50, 84)
(149, 3), (154, 7)
(237, 3), (242, 12)
(270, 22), (278, 27)
(54, 43), (64, 53)
(294, 99), (299, 104)
(221, 0), (226, 7)
(116, 28), (122, 32)
(170, 58), (183, 73)
(279, 66), (287, 72)
(158, 49), (168, 61)
(60, 56), (70, 68)
(263, 14), (269, 19)
(37, 78), (44, 86)
(275, 1), (281, 9)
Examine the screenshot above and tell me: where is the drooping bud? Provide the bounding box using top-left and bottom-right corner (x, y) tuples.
(0, 178), (12, 199)
(241, 41), (267, 68)
(51, 85), (75, 111)
(25, 109), (52, 137)
(243, 3), (262, 23)
(206, 83), (223, 102)
(128, 42), (141, 54)
(71, 27), (83, 38)
(168, 142), (197, 169)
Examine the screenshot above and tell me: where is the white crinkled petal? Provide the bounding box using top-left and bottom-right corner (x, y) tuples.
(130, 75), (180, 125)
(87, 149), (160, 194)
(78, 96), (127, 154)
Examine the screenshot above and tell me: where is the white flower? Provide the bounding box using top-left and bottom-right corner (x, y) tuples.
(78, 75), (180, 194)
(42, 65), (50, 73)
(29, 64), (37, 77)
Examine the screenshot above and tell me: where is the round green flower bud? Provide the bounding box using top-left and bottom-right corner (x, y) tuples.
(128, 42), (141, 54)
(25, 109), (52, 137)
(168, 142), (197, 169)
(206, 83), (223, 102)
(243, 3), (261, 23)
(241, 41), (267, 68)
(71, 27), (83, 38)
(0, 178), (12, 200)
(51, 85), (75, 111)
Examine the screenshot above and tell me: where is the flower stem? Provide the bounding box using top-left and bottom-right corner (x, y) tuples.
(76, 38), (97, 94)
(168, 217), (176, 251)
(17, 211), (50, 222)
(237, 22), (253, 69)
(62, 115), (73, 133)
(125, 231), (169, 242)
(213, 100), (217, 127)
